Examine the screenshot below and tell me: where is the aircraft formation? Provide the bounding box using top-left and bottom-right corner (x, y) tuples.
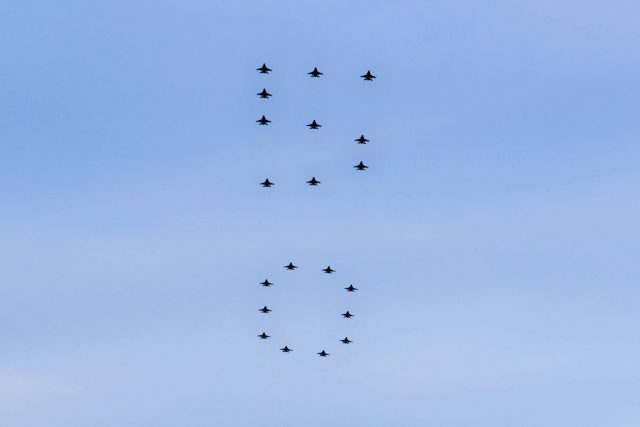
(255, 63), (375, 188)
(254, 63), (374, 357)
(256, 261), (358, 357)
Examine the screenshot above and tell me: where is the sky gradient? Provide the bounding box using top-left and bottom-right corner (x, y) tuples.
(1, 1), (640, 426)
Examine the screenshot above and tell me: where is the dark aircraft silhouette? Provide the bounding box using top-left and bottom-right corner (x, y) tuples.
(307, 120), (321, 129)
(260, 178), (274, 187)
(257, 89), (272, 99)
(340, 337), (352, 344)
(285, 262), (298, 270)
(280, 346), (292, 353)
(355, 135), (369, 144)
(317, 350), (330, 357)
(259, 306), (272, 314)
(258, 332), (270, 339)
(345, 284), (358, 292)
(361, 70), (376, 80)
(306, 177), (321, 186)
(257, 63), (272, 74)
(341, 311), (354, 318)
(308, 67), (323, 77)
(260, 279), (274, 287)
(323, 266), (335, 274)
(257, 115), (271, 125)
(354, 161), (368, 171)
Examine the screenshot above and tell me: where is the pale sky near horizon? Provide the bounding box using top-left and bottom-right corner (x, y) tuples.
(1, 1), (640, 426)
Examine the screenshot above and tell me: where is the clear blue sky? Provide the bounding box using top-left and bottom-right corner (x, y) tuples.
(1, 1), (639, 426)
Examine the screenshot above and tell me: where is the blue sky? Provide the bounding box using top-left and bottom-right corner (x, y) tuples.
(1, 0), (639, 425)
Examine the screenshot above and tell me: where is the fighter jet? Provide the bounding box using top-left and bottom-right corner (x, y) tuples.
(260, 178), (274, 187)
(341, 311), (354, 318)
(307, 120), (321, 129)
(259, 306), (272, 314)
(354, 161), (368, 171)
(317, 350), (330, 357)
(280, 346), (292, 353)
(355, 135), (369, 144)
(306, 177), (321, 186)
(308, 67), (323, 77)
(258, 332), (270, 339)
(323, 266), (335, 274)
(361, 70), (376, 81)
(284, 262), (298, 270)
(340, 337), (352, 344)
(257, 63), (272, 74)
(345, 284), (358, 292)
(260, 279), (274, 287)
(257, 115), (271, 125)
(257, 88), (272, 99)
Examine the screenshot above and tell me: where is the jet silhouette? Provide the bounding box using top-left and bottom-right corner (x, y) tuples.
(280, 346), (292, 353)
(341, 311), (354, 318)
(323, 266), (335, 274)
(306, 177), (321, 186)
(355, 135), (369, 144)
(340, 337), (352, 344)
(285, 262), (298, 270)
(345, 284), (358, 292)
(354, 161), (368, 171)
(317, 350), (330, 357)
(260, 279), (274, 287)
(307, 120), (321, 129)
(257, 63), (272, 74)
(308, 67), (323, 77)
(257, 115), (271, 125)
(361, 70), (376, 80)
(260, 178), (274, 187)
(259, 306), (272, 314)
(257, 89), (272, 99)
(258, 332), (270, 339)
